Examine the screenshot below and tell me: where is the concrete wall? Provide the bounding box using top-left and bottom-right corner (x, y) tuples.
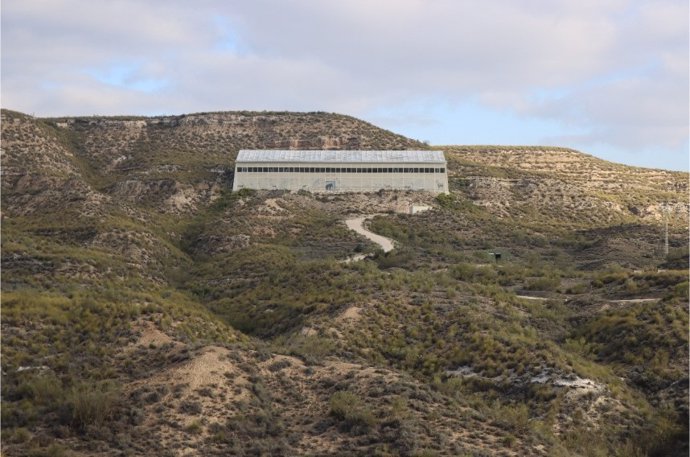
(232, 162), (448, 193)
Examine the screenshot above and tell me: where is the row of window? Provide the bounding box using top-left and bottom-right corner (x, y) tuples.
(236, 166), (446, 174)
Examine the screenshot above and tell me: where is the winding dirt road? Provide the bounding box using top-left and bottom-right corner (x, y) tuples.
(345, 216), (395, 253)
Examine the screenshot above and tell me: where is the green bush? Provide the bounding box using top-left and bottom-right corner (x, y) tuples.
(6, 427), (31, 444)
(20, 373), (64, 407)
(672, 281), (688, 299)
(274, 334), (336, 364)
(235, 188), (255, 198)
(185, 419), (203, 434)
(26, 444), (72, 457)
(65, 381), (119, 431)
(525, 276), (561, 291)
(329, 391), (377, 433)
(374, 249), (413, 270)
(435, 193), (455, 208)
(487, 401), (530, 433)
(450, 263), (498, 284)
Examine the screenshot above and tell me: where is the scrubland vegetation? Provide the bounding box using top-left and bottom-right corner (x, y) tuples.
(1, 109), (687, 456)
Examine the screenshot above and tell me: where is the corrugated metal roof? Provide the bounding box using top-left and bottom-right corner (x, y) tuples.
(236, 150), (446, 164)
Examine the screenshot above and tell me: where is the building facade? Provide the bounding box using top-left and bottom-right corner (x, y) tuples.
(232, 150), (449, 193)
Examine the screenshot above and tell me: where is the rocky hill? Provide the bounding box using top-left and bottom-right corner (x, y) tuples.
(2, 110), (424, 215)
(445, 145), (687, 225)
(1, 109), (688, 456)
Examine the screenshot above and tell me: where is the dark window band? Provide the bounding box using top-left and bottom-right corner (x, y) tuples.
(237, 166), (446, 173)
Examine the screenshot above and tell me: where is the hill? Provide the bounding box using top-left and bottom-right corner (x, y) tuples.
(1, 109), (688, 456)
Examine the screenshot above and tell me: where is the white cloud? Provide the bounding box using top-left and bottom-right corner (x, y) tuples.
(1, 0), (687, 169)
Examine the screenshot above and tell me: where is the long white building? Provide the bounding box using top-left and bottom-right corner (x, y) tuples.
(232, 150), (449, 193)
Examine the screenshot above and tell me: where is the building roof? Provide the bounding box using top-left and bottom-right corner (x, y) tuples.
(236, 150), (446, 164)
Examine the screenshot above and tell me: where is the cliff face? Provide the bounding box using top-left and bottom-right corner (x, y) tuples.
(1, 109), (688, 457)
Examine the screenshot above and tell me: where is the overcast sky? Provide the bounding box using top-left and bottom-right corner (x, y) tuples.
(2, 0), (688, 171)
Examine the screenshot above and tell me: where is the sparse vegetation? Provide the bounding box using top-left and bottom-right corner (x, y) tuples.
(1, 109), (687, 456)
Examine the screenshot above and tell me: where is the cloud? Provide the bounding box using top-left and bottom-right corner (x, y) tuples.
(1, 0), (687, 169)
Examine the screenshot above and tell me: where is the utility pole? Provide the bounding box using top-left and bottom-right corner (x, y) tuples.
(664, 203), (669, 257)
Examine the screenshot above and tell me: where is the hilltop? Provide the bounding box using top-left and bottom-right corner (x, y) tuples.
(1, 109), (688, 456)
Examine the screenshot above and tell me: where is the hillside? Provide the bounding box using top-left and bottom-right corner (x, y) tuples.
(1, 109), (688, 456)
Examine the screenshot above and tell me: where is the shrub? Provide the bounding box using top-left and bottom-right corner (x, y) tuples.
(375, 249), (413, 270)
(276, 334), (336, 364)
(185, 419), (203, 434)
(7, 427), (31, 444)
(388, 396), (410, 422)
(179, 400), (203, 415)
(20, 373), (64, 407)
(235, 188), (255, 197)
(26, 444), (71, 457)
(566, 283), (588, 294)
(267, 359), (292, 372)
(486, 401), (530, 434)
(329, 391), (377, 433)
(525, 276), (561, 291)
(65, 381), (119, 432)
(435, 193), (455, 208)
(672, 281), (688, 299)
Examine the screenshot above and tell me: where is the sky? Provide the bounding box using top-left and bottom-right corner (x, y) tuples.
(2, 0), (688, 171)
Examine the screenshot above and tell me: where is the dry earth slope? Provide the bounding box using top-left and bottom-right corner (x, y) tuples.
(1, 109), (688, 457)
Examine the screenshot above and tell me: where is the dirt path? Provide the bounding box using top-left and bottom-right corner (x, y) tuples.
(607, 298), (660, 304)
(516, 296), (660, 304)
(345, 215), (395, 253)
(515, 295), (550, 301)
